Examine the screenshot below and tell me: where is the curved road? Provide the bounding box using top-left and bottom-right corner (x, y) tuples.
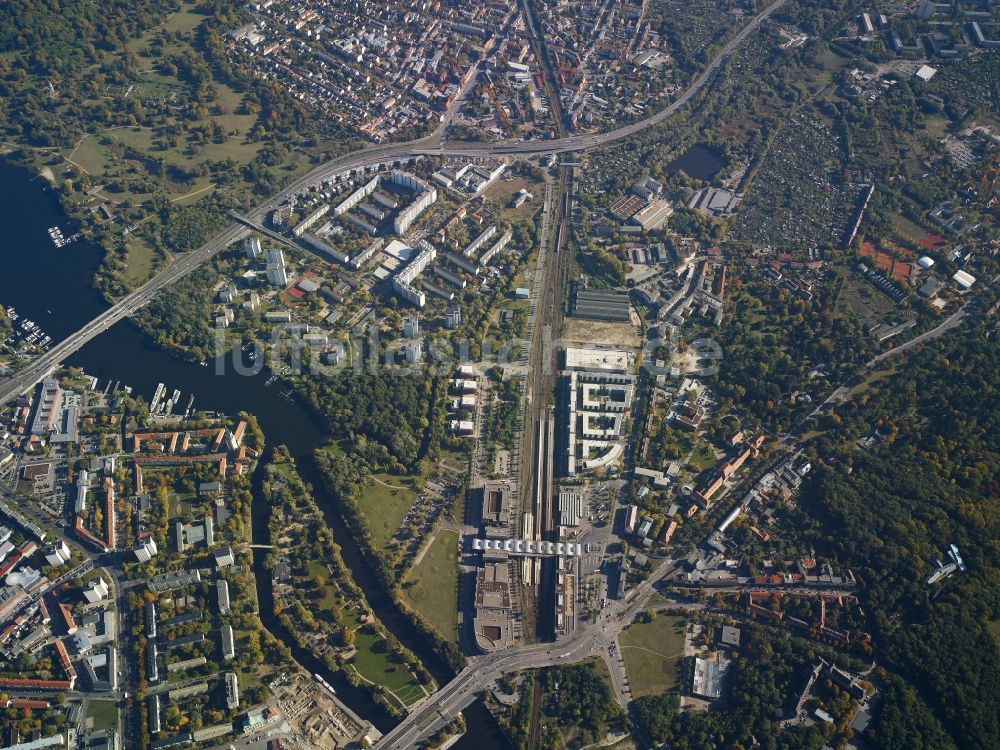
(0, 0), (788, 406)
(377, 559), (676, 749)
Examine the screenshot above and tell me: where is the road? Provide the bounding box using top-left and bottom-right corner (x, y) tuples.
(377, 561), (675, 748)
(811, 299), (974, 416)
(0, 2), (789, 742)
(0, 0), (789, 406)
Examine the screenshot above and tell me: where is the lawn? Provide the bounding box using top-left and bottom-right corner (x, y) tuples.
(619, 615), (686, 697)
(86, 699), (119, 732)
(689, 443), (718, 473)
(403, 531), (459, 641)
(358, 472), (423, 546)
(125, 234), (162, 286)
(350, 626), (428, 707)
(889, 214), (930, 246)
(131, 0), (208, 55)
(484, 174), (544, 220)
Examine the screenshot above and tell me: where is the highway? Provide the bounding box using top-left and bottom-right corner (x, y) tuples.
(0, 0), (788, 407)
(377, 559), (676, 748)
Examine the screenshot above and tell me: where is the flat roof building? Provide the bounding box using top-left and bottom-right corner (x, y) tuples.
(224, 671), (240, 709)
(473, 563), (514, 653)
(221, 624), (235, 661)
(481, 481), (515, 528)
(216, 579), (230, 615)
(570, 287), (631, 322)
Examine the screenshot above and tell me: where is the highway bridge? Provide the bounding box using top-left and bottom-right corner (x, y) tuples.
(0, 1), (793, 746)
(0, 0), (787, 407)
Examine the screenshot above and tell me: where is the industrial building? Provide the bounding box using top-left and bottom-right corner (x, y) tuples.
(570, 286), (631, 322)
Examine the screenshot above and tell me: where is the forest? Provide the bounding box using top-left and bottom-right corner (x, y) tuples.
(710, 271), (875, 433)
(503, 662), (623, 749)
(297, 370), (434, 473)
(133, 249), (238, 362)
(798, 324), (1000, 749)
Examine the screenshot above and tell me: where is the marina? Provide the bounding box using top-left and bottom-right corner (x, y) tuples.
(47, 225), (81, 248)
(3, 306), (53, 355)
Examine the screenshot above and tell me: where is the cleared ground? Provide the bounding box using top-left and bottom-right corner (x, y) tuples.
(563, 317), (641, 347)
(619, 615), (686, 697)
(403, 530), (460, 641)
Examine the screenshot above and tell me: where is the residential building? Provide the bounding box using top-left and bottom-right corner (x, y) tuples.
(214, 546), (236, 569)
(266, 249), (289, 287)
(220, 624), (235, 661)
(83, 578), (109, 604)
(44, 541), (70, 567)
(216, 579), (230, 615)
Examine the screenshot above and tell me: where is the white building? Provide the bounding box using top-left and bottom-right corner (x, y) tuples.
(214, 546), (236, 569)
(221, 623), (235, 661)
(45, 540), (70, 567)
(391, 171), (438, 235)
(83, 577), (110, 604)
(266, 249), (289, 286)
(392, 240), (436, 307)
(134, 538), (158, 563)
(217, 579), (231, 615)
(225, 671), (240, 709)
(405, 340), (422, 363)
(245, 236), (262, 260)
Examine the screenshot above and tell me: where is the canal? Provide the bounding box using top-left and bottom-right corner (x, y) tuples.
(0, 160), (508, 747)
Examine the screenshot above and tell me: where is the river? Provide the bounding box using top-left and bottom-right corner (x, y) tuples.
(0, 160), (508, 747)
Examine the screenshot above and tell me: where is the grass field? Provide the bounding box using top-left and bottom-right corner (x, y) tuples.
(86, 700), (119, 731)
(619, 615), (686, 697)
(889, 214), (930, 246)
(305, 559), (345, 613)
(403, 530), (459, 641)
(131, 0), (208, 55)
(350, 626), (428, 707)
(484, 174), (545, 220)
(358, 472), (423, 546)
(689, 443), (718, 473)
(125, 235), (162, 285)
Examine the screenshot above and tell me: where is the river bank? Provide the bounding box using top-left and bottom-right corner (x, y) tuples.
(0, 158), (509, 749)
